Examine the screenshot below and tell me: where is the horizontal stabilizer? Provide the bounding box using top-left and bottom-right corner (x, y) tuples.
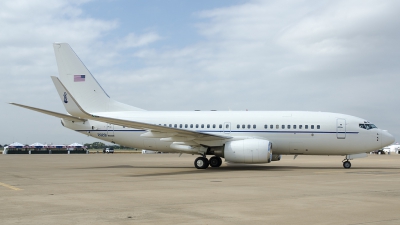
(9, 103), (86, 122)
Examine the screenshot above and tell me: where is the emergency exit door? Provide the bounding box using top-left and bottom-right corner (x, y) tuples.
(107, 124), (114, 137)
(336, 119), (346, 139)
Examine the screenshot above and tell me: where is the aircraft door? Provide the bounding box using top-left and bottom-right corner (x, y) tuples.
(336, 119), (346, 139)
(107, 124), (114, 137)
(224, 122), (231, 134)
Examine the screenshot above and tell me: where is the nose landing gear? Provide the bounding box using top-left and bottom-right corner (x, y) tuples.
(341, 153), (367, 169)
(342, 160), (351, 169)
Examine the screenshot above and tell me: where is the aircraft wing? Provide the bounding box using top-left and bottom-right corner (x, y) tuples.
(52, 77), (232, 144)
(9, 103), (86, 122)
(54, 78), (231, 142)
(89, 113), (231, 141)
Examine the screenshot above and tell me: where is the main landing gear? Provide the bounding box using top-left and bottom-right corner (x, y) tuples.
(194, 156), (222, 169)
(209, 156), (222, 168)
(342, 160), (351, 169)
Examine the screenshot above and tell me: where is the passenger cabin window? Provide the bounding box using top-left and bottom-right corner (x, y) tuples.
(242, 124), (245, 129)
(282, 125), (285, 129)
(311, 125), (314, 129)
(293, 125), (296, 129)
(247, 124), (251, 129)
(264, 124), (268, 129)
(317, 125), (320, 129)
(276, 125), (279, 129)
(196, 124), (199, 128)
(207, 124), (210, 128)
(270, 125), (273, 129)
(288, 125), (291, 129)
(164, 124), (167, 127)
(185, 124), (188, 128)
(190, 124), (193, 128)
(180, 124), (182, 128)
(305, 125), (308, 129)
(299, 125), (302, 129)
(174, 124), (177, 128)
(219, 124), (222, 128)
(213, 124), (216, 128)
(237, 124), (240, 129)
(253, 124), (256, 129)
(201, 124), (204, 128)
(226, 124), (229, 128)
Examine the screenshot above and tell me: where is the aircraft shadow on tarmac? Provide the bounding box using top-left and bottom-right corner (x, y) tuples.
(74, 165), (400, 177)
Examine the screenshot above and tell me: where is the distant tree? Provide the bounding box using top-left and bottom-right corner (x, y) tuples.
(91, 142), (105, 149)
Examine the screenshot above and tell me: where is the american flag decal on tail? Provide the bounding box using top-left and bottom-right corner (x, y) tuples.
(74, 75), (85, 82)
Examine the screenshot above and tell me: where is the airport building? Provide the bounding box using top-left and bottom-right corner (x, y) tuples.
(2, 142), (88, 154)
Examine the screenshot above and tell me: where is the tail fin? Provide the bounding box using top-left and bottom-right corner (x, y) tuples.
(53, 43), (144, 113)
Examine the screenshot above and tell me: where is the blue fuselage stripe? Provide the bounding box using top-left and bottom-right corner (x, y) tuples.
(75, 129), (359, 134)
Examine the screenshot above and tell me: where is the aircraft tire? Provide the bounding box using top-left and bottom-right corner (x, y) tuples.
(194, 157), (209, 169)
(343, 161), (351, 169)
(209, 156), (222, 167)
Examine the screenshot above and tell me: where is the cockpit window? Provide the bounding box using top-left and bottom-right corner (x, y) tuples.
(359, 124), (377, 130)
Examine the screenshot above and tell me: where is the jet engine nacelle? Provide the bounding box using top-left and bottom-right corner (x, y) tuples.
(224, 139), (272, 163)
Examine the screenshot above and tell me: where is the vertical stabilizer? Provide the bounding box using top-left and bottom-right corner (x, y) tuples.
(53, 43), (144, 113)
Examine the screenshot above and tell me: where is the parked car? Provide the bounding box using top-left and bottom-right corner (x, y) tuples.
(103, 148), (114, 154)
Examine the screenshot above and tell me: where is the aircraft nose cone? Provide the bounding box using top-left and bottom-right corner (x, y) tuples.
(382, 130), (395, 147)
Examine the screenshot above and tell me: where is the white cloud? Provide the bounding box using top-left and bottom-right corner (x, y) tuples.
(102, 0), (400, 138)
(116, 32), (161, 49)
(0, 0), (119, 144)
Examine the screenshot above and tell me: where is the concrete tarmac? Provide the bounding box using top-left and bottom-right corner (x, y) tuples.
(1, 154), (400, 225)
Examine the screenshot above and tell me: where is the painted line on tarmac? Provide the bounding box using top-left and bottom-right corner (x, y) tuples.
(0, 182), (22, 191)
(314, 171), (345, 174)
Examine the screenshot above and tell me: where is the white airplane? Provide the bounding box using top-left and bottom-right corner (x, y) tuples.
(10, 43), (395, 169)
(382, 143), (400, 154)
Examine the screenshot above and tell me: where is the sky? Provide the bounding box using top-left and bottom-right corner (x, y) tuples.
(0, 0), (399, 145)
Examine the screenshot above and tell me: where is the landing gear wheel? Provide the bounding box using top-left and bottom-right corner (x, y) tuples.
(209, 156), (222, 167)
(343, 161), (351, 169)
(194, 157), (209, 169)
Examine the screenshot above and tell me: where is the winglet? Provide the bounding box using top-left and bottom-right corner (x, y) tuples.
(51, 76), (87, 118)
(52, 77), (97, 119)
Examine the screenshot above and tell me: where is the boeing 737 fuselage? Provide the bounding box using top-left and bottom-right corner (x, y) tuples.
(10, 43), (395, 169)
